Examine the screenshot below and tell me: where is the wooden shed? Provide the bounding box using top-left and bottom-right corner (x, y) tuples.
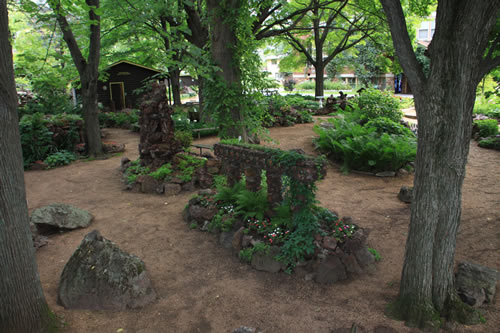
(97, 60), (163, 110)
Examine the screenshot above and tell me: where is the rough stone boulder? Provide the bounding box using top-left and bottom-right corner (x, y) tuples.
(398, 186), (413, 203)
(31, 203), (93, 233)
(455, 261), (498, 307)
(251, 246), (284, 273)
(58, 230), (156, 310)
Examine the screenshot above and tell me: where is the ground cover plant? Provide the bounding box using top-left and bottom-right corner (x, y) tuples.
(314, 91), (416, 173)
(478, 136), (500, 150)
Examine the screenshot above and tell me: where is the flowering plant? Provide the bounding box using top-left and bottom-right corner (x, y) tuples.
(330, 220), (357, 241)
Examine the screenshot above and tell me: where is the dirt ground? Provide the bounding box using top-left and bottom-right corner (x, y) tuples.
(27, 120), (500, 333)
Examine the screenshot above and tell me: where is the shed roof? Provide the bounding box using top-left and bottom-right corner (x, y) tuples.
(105, 60), (163, 73)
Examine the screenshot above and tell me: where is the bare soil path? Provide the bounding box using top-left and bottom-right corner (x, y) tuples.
(27, 121), (500, 333)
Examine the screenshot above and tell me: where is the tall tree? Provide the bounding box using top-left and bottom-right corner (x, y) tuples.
(380, 0), (500, 328)
(48, 0), (103, 157)
(0, 1), (55, 332)
(283, 0), (379, 97)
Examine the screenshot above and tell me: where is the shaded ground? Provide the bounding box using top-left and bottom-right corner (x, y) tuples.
(27, 121), (500, 333)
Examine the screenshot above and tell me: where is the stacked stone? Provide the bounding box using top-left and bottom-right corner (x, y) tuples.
(138, 82), (182, 168)
(214, 143), (326, 210)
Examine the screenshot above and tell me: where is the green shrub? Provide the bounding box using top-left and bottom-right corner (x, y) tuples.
(235, 188), (269, 220)
(353, 88), (402, 122)
(296, 80), (315, 90)
(365, 117), (415, 137)
(474, 119), (499, 138)
(368, 248), (382, 261)
(149, 163), (173, 180)
(313, 118), (416, 172)
(44, 150), (77, 168)
(174, 130), (193, 149)
(99, 109), (139, 128)
(478, 137), (500, 150)
(324, 80), (352, 91)
(19, 113), (54, 167)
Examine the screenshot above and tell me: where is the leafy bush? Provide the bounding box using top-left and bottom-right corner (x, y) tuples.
(235, 188), (269, 220)
(324, 80), (352, 91)
(44, 150), (77, 168)
(313, 118), (416, 172)
(365, 117), (415, 137)
(295, 80), (315, 90)
(99, 109), (139, 129)
(353, 88), (402, 122)
(478, 137), (500, 150)
(283, 79), (296, 91)
(19, 113), (54, 167)
(124, 160), (150, 184)
(174, 130), (193, 149)
(282, 94), (319, 110)
(474, 119), (499, 138)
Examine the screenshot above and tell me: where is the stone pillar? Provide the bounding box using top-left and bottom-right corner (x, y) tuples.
(244, 167), (261, 192)
(226, 163), (242, 187)
(266, 168), (282, 208)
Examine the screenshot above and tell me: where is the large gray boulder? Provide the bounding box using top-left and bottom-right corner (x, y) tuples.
(31, 203), (93, 232)
(455, 261), (498, 307)
(58, 230), (156, 310)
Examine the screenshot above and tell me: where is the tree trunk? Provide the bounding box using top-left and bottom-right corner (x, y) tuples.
(0, 2), (54, 331)
(206, 0), (247, 141)
(50, 0), (103, 157)
(381, 0), (500, 328)
(169, 68), (182, 105)
(314, 61), (325, 98)
(81, 75), (102, 156)
(198, 76), (206, 117)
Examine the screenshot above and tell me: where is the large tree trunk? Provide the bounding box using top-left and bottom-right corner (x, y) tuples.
(206, 0), (247, 141)
(314, 61), (325, 98)
(169, 67), (182, 105)
(381, 0), (500, 328)
(50, 0), (103, 157)
(81, 75), (102, 156)
(0, 2), (54, 331)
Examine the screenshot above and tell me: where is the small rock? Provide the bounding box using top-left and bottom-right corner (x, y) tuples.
(181, 181), (196, 192)
(31, 203), (93, 233)
(373, 326), (398, 333)
(30, 160), (47, 171)
(398, 168), (409, 176)
(207, 167), (220, 174)
(322, 236), (337, 250)
(164, 183), (181, 196)
(398, 186), (413, 203)
(241, 235), (253, 248)
(198, 189), (214, 196)
(58, 230), (156, 310)
(219, 231), (235, 249)
(120, 157), (131, 171)
(375, 171), (396, 177)
(456, 261), (499, 307)
(232, 327), (260, 333)
(320, 122), (335, 130)
(188, 205), (217, 223)
(138, 175), (164, 194)
(251, 246), (283, 273)
(201, 221), (211, 231)
(314, 254), (347, 284)
(232, 227), (245, 252)
(353, 247), (375, 270)
(341, 253), (363, 276)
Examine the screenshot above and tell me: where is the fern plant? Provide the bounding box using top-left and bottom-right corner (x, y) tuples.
(235, 188), (269, 220)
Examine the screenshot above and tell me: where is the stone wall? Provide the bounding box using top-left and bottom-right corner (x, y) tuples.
(214, 143), (326, 210)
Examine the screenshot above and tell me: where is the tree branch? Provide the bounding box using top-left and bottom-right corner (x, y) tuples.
(86, 0), (100, 74)
(380, 0), (426, 92)
(49, 0), (87, 76)
(285, 31), (316, 66)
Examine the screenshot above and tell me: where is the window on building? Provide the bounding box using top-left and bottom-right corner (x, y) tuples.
(271, 59), (277, 65)
(418, 29), (429, 40)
